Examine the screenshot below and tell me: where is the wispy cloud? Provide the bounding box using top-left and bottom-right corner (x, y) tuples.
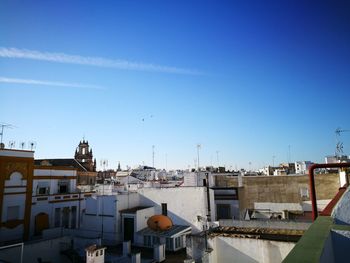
(0, 47), (202, 75)
(0, 76), (103, 90)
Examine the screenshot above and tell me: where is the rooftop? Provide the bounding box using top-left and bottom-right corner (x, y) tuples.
(209, 226), (304, 242)
(35, 158), (87, 171)
(137, 225), (191, 238)
(119, 206), (152, 214)
(283, 185), (350, 263)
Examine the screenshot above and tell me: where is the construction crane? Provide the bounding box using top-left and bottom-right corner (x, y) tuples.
(335, 127), (350, 156)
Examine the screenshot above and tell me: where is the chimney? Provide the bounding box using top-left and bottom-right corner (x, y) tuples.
(131, 252), (141, 263)
(123, 241), (131, 257)
(154, 244), (165, 262)
(161, 203), (167, 216)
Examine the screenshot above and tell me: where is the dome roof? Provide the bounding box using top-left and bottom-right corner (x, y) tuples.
(147, 215), (173, 231)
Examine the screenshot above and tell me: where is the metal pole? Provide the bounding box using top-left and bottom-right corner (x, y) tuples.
(20, 243), (23, 263)
(197, 144), (201, 171)
(309, 163), (350, 220)
(0, 125), (4, 145)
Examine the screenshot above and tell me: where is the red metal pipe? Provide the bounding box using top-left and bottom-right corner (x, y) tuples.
(309, 162), (350, 221)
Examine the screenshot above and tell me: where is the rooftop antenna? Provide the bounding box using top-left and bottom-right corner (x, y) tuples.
(100, 159), (108, 171)
(9, 141), (15, 149)
(28, 141), (37, 151)
(197, 144), (201, 171)
(335, 127), (350, 157)
(165, 153), (168, 171)
(216, 150), (219, 167)
(0, 123), (15, 146)
(20, 141), (25, 149)
(287, 145), (291, 163)
(152, 145), (155, 168)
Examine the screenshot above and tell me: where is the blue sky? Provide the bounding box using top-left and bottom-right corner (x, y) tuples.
(1, 1), (350, 170)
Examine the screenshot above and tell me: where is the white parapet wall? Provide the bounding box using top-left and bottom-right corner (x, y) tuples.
(213, 236), (295, 263)
(137, 187), (208, 233)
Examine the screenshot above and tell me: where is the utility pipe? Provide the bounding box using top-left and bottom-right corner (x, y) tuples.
(309, 162), (350, 221)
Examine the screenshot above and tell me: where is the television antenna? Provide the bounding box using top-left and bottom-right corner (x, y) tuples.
(8, 141), (15, 149)
(20, 142), (26, 149)
(28, 141), (37, 151)
(335, 127), (350, 156)
(152, 145), (155, 168)
(100, 159), (108, 171)
(0, 123), (15, 145)
(196, 144), (201, 171)
(216, 150), (219, 167)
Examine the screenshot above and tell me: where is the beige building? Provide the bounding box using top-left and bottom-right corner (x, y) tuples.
(213, 173), (342, 219)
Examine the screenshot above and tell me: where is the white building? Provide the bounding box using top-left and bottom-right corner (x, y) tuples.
(0, 147), (94, 243)
(295, 161), (313, 175)
(30, 166), (84, 237)
(81, 186), (210, 247)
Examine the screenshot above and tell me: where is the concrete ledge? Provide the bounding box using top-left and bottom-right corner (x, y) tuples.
(283, 216), (333, 263)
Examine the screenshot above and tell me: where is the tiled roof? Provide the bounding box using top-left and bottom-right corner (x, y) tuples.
(209, 226), (304, 242)
(35, 158), (87, 171)
(137, 225), (191, 238)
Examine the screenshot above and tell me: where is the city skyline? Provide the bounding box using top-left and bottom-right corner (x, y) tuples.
(1, 1), (350, 170)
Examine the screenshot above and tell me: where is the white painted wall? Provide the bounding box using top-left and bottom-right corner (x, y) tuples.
(0, 236), (71, 263)
(82, 193), (141, 243)
(29, 169), (81, 238)
(1, 171), (26, 242)
(213, 236), (295, 263)
(0, 224), (24, 243)
(254, 202), (303, 213)
(34, 169), (76, 177)
(332, 187), (350, 225)
(135, 207), (156, 245)
(82, 195), (117, 242)
(33, 169), (77, 194)
(30, 200), (81, 237)
(0, 149), (33, 158)
(1, 194), (26, 222)
(137, 187), (207, 232)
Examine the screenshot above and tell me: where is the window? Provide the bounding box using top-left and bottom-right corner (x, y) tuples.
(38, 187), (49, 195)
(144, 235), (152, 247)
(300, 188), (309, 199)
(71, 206), (77, 229)
(58, 181), (69, 194)
(152, 236), (160, 245)
(37, 182), (50, 195)
(7, 206), (20, 221)
(175, 236), (182, 249)
(55, 208), (61, 227)
(216, 204), (231, 220)
(62, 207), (70, 228)
(166, 238), (173, 250)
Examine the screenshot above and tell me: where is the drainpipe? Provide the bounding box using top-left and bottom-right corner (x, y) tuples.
(309, 162), (350, 221)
